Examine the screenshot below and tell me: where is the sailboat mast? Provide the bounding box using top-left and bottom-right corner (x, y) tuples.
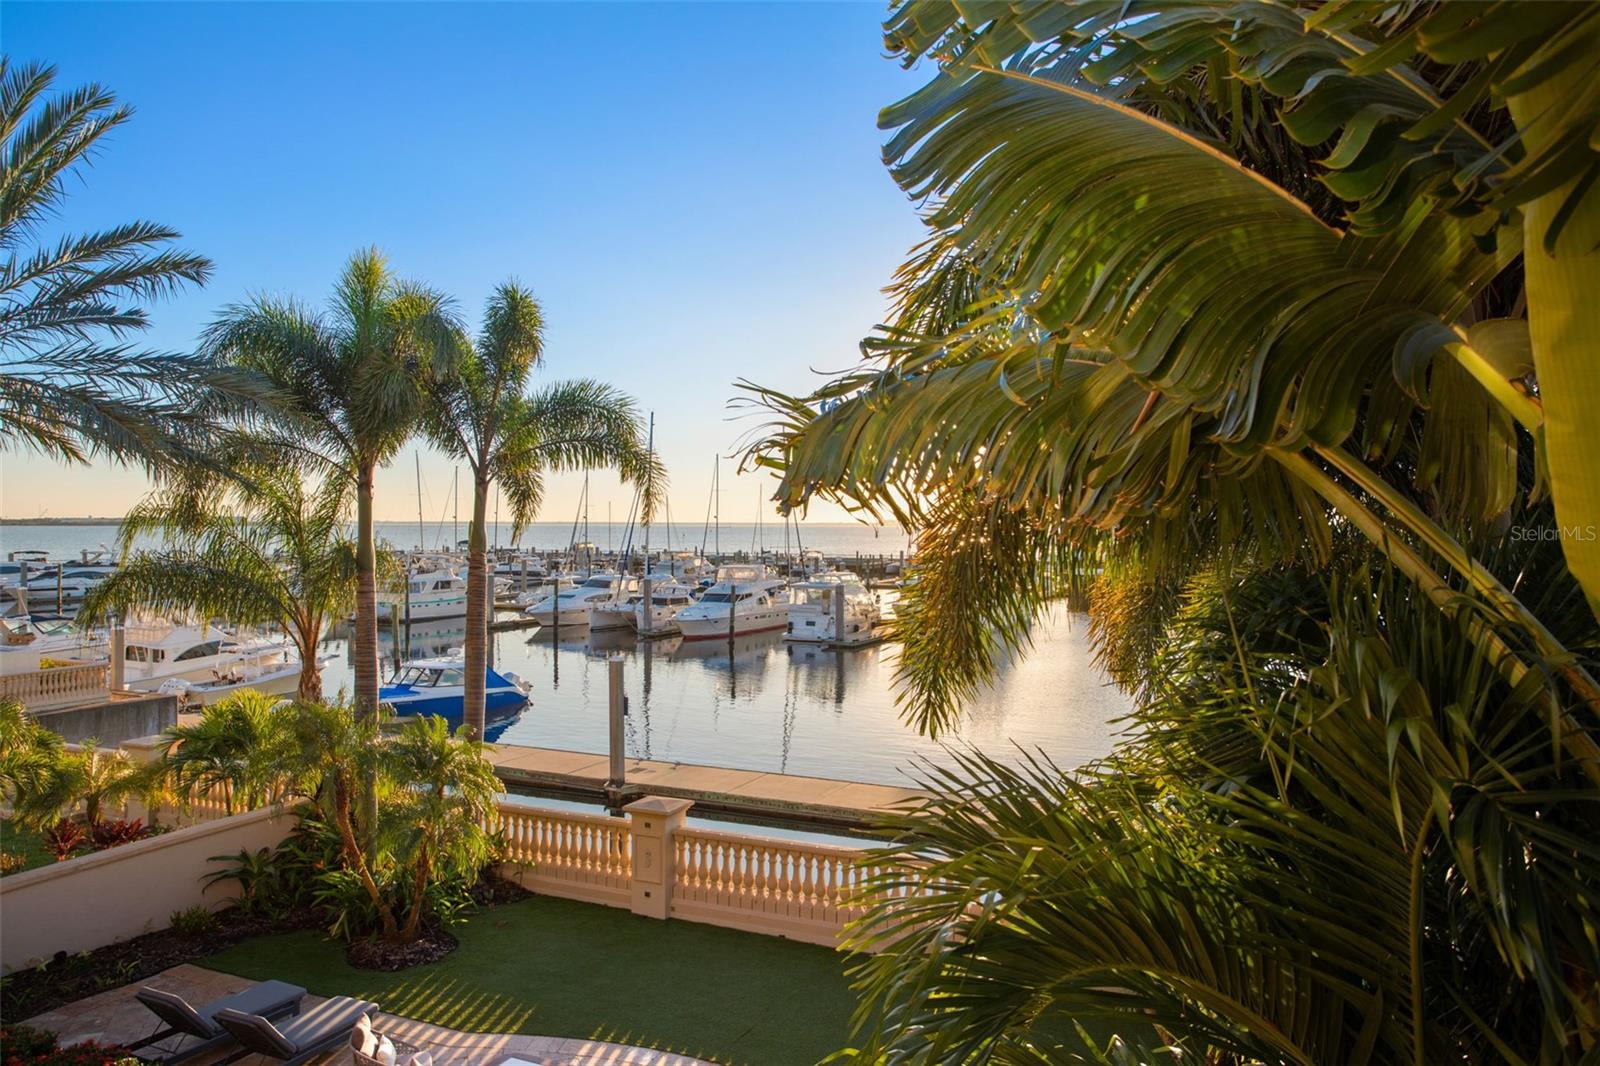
(642, 413), (653, 571)
(713, 457), (720, 561)
(416, 453), (425, 552)
(453, 467), (459, 550)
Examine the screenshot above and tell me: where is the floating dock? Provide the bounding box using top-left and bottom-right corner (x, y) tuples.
(488, 743), (929, 831)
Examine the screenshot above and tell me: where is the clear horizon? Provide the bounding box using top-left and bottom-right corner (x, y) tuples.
(0, 1), (929, 525)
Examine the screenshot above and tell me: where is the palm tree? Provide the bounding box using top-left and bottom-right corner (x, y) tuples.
(0, 59), (266, 470)
(743, 3), (1600, 1060)
(200, 249), (458, 726)
(79, 464), (368, 701)
(161, 691), (296, 815)
(10, 741), (151, 829)
(427, 282), (662, 739)
(387, 715), (500, 939)
(0, 696), (62, 807)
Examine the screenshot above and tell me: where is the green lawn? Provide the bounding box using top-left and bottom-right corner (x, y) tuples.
(204, 896), (859, 1065)
(0, 818), (54, 876)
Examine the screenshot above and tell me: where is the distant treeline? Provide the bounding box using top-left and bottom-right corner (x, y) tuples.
(0, 518), (123, 526)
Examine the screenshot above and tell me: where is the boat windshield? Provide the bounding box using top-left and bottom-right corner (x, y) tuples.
(394, 666), (467, 687)
(699, 592), (730, 603)
(581, 577), (613, 589)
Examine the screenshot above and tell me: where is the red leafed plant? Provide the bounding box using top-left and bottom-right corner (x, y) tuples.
(89, 819), (149, 850)
(41, 819), (89, 862)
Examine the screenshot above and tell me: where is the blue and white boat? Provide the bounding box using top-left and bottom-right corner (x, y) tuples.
(379, 655), (530, 725)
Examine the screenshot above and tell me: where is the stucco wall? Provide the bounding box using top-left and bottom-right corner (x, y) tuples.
(0, 807), (294, 973)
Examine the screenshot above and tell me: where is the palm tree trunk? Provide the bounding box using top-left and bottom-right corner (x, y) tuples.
(463, 473), (491, 741)
(402, 839), (430, 941)
(295, 620), (323, 703)
(353, 461), (381, 841)
(353, 462), (381, 722)
(332, 777), (400, 940)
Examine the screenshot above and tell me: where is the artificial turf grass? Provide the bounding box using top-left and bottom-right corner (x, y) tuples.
(202, 894), (859, 1065)
(0, 818), (55, 876)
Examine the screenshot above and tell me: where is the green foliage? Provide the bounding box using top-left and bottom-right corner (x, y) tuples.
(0, 58), (271, 473)
(166, 904), (218, 939)
(158, 691), (300, 814)
(0, 697), (62, 807)
(846, 560), (1600, 1063)
(7, 742), (156, 832)
(197, 701), (502, 943)
(79, 467), (369, 703)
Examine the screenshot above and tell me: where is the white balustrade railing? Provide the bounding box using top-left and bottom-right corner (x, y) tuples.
(0, 662), (109, 711)
(497, 802), (632, 907)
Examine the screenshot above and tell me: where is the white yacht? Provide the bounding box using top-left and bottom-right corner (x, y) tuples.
(633, 577), (699, 638)
(785, 571), (881, 646)
(675, 565), (789, 641)
(525, 572), (631, 627)
(588, 575), (646, 632)
(0, 616), (107, 674)
(157, 652), (335, 706)
(378, 570), (469, 622)
(118, 621), (296, 691)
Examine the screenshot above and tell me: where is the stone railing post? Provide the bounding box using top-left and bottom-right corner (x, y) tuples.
(109, 615), (126, 692)
(623, 795), (693, 920)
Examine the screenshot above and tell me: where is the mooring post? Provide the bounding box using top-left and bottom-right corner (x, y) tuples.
(607, 653), (626, 795)
(640, 573), (653, 635)
(109, 613), (126, 692)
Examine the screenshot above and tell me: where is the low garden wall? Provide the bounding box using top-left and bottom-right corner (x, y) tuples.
(0, 807), (294, 973)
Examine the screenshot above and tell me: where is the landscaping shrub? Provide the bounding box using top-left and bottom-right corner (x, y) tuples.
(0, 1025), (139, 1065)
(167, 905), (218, 938)
(40, 820), (88, 862)
(0, 1025), (57, 1059)
(88, 819), (148, 851)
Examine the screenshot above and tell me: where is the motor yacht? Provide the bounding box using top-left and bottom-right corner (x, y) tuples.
(158, 652), (335, 706)
(784, 571), (880, 646)
(378, 569), (469, 623)
(525, 572), (634, 627)
(118, 621), (296, 691)
(633, 576), (700, 638)
(675, 565), (789, 641)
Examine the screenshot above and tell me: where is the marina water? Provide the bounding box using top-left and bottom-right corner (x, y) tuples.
(4, 522), (1133, 787)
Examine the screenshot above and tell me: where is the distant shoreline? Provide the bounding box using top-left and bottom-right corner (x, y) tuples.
(0, 518), (124, 526)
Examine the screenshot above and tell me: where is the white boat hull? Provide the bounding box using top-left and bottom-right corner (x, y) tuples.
(527, 606), (594, 628)
(588, 606), (635, 631)
(677, 607), (789, 641)
(158, 661), (318, 705)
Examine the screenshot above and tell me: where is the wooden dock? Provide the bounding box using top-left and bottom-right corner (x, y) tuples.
(488, 743), (929, 830)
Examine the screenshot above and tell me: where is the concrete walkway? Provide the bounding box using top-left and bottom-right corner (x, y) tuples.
(489, 743), (928, 828)
(24, 963), (712, 1065)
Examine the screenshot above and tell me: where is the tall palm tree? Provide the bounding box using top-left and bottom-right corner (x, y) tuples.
(0, 59), (266, 470)
(200, 249), (457, 726)
(79, 464), (368, 702)
(426, 282), (661, 739)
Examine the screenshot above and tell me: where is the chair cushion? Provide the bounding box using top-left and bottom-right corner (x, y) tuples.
(277, 996), (380, 1048)
(135, 987), (214, 1038)
(213, 1007), (296, 1059)
(351, 1013), (377, 1057)
(198, 979), (306, 1024)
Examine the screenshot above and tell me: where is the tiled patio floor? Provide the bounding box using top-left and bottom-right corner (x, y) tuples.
(22, 963), (712, 1065)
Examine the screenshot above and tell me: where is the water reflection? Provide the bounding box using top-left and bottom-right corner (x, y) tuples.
(315, 603), (1132, 786)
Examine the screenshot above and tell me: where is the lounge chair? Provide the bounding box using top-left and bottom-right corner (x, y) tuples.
(130, 980), (306, 1063)
(213, 995), (380, 1064)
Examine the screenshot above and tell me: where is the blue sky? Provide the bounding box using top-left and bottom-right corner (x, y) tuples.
(0, 1), (928, 525)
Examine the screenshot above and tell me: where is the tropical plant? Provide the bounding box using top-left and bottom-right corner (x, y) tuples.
(276, 699), (497, 943)
(0, 696), (62, 804)
(157, 691), (297, 814)
(740, 2), (1600, 1061)
(745, 0), (1600, 735)
(846, 559), (1600, 1064)
(386, 714), (501, 938)
(79, 465), (371, 702)
(200, 249), (458, 727)
(9, 742), (153, 830)
(0, 58), (267, 471)
(426, 282), (661, 738)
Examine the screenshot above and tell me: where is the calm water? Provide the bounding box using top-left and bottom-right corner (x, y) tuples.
(5, 522), (1131, 787)
(318, 601), (1131, 788)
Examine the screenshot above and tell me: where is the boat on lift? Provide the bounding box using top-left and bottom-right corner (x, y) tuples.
(784, 571), (881, 646)
(675, 565), (789, 641)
